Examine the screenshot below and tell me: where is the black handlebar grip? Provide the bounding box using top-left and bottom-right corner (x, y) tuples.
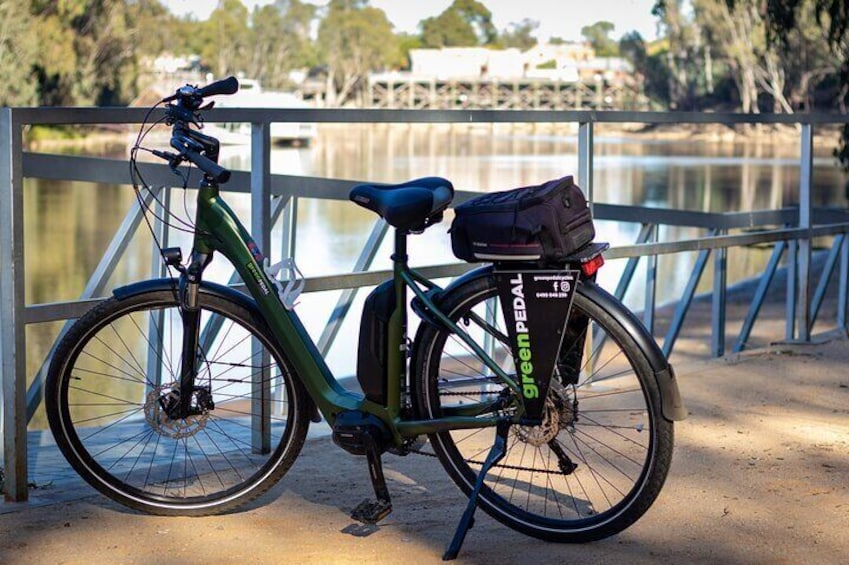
(183, 148), (231, 184)
(197, 76), (239, 98)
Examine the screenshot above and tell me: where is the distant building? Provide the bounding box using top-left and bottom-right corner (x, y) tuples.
(574, 57), (634, 85)
(409, 47), (525, 80)
(407, 43), (633, 86)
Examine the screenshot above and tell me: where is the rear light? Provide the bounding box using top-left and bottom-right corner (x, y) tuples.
(580, 254), (604, 277)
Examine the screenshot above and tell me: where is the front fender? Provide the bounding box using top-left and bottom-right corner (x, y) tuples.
(113, 278), (258, 312)
(427, 265), (686, 422)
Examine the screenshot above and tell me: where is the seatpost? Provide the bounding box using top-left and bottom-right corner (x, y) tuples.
(387, 229), (409, 417)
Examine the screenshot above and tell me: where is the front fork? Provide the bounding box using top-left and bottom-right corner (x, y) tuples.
(175, 250), (213, 418)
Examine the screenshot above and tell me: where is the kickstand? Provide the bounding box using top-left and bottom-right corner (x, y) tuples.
(350, 430), (393, 524)
(443, 420), (509, 561)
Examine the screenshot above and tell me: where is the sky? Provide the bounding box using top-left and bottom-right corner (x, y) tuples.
(161, 0), (660, 42)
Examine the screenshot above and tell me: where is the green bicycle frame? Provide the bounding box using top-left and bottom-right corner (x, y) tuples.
(190, 181), (521, 446)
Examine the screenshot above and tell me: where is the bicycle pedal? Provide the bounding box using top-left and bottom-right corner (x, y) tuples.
(351, 498), (392, 524)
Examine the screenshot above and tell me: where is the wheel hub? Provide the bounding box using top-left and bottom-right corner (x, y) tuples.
(514, 382), (578, 447)
(144, 382), (211, 439)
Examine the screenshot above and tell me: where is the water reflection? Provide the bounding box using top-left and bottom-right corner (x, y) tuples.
(25, 124), (848, 426)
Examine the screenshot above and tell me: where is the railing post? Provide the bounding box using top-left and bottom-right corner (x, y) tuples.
(797, 123), (813, 341)
(644, 224), (658, 334)
(251, 122), (271, 452)
(786, 240), (798, 340)
(712, 235), (728, 356)
(280, 194), (297, 260)
(148, 186), (170, 391)
(578, 121), (594, 207)
(252, 122), (272, 255)
(840, 233), (849, 330)
(0, 108), (27, 501)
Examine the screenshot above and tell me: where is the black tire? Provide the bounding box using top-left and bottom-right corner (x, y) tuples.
(413, 273), (674, 542)
(46, 288), (310, 516)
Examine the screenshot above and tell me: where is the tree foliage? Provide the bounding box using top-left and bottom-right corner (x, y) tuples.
(200, 0), (250, 78)
(420, 0), (497, 48)
(247, 0), (317, 89)
(496, 19), (539, 50)
(581, 21), (619, 57)
(317, 0), (399, 105)
(28, 0), (135, 106)
(719, 0), (849, 169)
(0, 1), (39, 106)
(653, 0), (845, 114)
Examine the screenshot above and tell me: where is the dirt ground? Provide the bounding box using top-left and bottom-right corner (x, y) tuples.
(1, 333), (847, 564)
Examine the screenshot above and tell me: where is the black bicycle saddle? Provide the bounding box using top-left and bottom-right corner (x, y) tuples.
(349, 177), (454, 231)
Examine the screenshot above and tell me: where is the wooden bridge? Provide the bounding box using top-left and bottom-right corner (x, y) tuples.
(363, 75), (648, 111)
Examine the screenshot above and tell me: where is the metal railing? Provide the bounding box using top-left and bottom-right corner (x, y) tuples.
(2, 105), (849, 503)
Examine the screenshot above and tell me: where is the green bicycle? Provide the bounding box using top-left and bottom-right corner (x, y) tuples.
(45, 77), (685, 560)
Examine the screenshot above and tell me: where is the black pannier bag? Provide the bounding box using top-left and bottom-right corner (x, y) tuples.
(450, 176), (594, 263)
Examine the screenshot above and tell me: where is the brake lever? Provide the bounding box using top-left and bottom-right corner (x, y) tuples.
(151, 149), (186, 175)
(192, 101), (214, 128)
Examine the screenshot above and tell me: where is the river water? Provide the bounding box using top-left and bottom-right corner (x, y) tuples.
(23, 123), (848, 424)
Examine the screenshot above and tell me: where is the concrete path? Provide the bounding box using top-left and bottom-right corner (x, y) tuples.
(1, 338), (847, 564)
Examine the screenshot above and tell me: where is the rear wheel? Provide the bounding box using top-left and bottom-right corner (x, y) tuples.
(413, 273), (673, 541)
(46, 288), (310, 515)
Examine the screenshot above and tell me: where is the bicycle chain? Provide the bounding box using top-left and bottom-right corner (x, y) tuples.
(411, 393), (571, 475)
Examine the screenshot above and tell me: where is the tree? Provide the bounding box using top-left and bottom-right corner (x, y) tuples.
(652, 0), (710, 110)
(620, 31), (670, 107)
(199, 0), (251, 78)
(126, 0), (177, 59)
(248, 0), (317, 89)
(497, 19), (539, 50)
(756, 0), (848, 110)
(745, 0), (849, 169)
(581, 21), (619, 56)
(317, 0), (399, 106)
(696, 0), (769, 113)
(30, 0), (135, 106)
(397, 32), (423, 70)
(419, 0), (497, 48)
(0, 0), (38, 106)
(689, 0), (842, 115)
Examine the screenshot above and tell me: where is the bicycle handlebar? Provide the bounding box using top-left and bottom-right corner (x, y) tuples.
(181, 146), (231, 184)
(197, 76), (239, 98)
(162, 76), (239, 104)
(159, 76), (239, 184)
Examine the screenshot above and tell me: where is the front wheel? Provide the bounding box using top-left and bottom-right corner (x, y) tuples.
(46, 287), (310, 516)
(413, 273), (674, 542)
